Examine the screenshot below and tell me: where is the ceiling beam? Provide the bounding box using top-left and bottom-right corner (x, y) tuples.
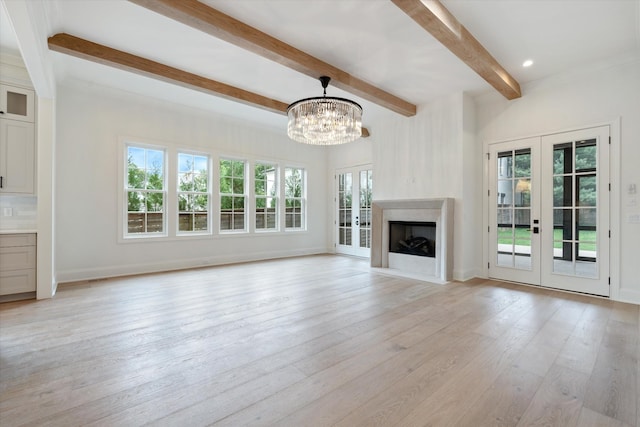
(391, 0), (521, 100)
(127, 0), (417, 117)
(48, 33), (288, 114)
(47, 33), (371, 137)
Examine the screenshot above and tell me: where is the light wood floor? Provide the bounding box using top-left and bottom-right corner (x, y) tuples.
(1, 255), (638, 427)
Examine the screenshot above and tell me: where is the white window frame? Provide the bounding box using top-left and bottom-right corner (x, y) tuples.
(122, 141), (168, 239)
(284, 166), (306, 231)
(177, 150), (211, 235)
(254, 161), (279, 232)
(219, 157), (248, 233)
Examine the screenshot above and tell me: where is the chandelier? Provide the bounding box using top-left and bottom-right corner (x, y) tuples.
(287, 76), (362, 145)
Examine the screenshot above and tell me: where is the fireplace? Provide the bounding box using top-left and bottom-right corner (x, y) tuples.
(371, 198), (454, 283)
(388, 221), (436, 258)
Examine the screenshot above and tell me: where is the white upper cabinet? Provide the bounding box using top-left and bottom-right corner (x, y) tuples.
(0, 84), (35, 122)
(0, 119), (35, 194)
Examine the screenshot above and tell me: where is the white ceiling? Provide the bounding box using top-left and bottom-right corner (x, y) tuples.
(1, 0), (639, 134)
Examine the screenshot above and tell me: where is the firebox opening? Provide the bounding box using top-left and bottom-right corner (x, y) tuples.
(389, 221), (436, 258)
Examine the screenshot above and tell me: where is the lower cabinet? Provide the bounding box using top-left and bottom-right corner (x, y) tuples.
(0, 233), (36, 296)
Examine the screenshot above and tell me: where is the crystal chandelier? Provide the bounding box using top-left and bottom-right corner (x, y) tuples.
(287, 76), (362, 145)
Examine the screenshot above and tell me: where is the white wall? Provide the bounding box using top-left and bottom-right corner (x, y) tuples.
(55, 82), (329, 283)
(371, 92), (479, 281)
(476, 54), (640, 304)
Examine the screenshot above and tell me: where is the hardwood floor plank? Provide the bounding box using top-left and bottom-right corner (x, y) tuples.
(511, 300), (586, 377)
(210, 342), (408, 425)
(89, 365), (307, 427)
(0, 255), (637, 426)
(393, 319), (539, 426)
(555, 302), (612, 374)
(576, 407), (629, 427)
(453, 365), (544, 427)
(515, 364), (590, 427)
(584, 319), (638, 426)
(331, 331), (497, 427)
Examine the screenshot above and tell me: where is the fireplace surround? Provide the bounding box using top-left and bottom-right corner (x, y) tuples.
(371, 198), (454, 283)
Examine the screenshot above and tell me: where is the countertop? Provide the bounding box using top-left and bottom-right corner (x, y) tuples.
(0, 229), (37, 234)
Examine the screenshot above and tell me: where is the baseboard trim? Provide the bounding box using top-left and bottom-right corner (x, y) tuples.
(453, 269), (480, 282)
(56, 247), (328, 284)
(617, 288), (640, 305)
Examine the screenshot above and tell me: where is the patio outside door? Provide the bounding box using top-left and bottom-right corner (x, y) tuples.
(489, 126), (610, 297)
(336, 167), (373, 258)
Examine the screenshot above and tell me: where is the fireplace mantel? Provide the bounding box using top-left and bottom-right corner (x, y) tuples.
(371, 198), (454, 283)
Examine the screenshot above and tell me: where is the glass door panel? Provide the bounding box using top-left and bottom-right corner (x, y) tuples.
(337, 173), (352, 247)
(489, 139), (540, 284)
(491, 127), (609, 296)
(359, 170), (373, 250)
(336, 166), (372, 257)
(542, 128), (608, 296)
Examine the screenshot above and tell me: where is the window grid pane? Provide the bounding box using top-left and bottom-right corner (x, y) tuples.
(220, 159), (246, 231)
(255, 163), (278, 231)
(126, 145), (165, 235)
(496, 149), (532, 270)
(552, 140), (598, 277)
(285, 167), (305, 230)
(178, 153), (210, 233)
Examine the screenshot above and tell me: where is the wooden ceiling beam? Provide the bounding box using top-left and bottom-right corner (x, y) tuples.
(47, 33), (371, 137)
(48, 33), (288, 114)
(391, 0), (521, 100)
(127, 0), (417, 117)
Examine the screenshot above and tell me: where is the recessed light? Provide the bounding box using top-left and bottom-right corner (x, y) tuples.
(522, 59), (534, 67)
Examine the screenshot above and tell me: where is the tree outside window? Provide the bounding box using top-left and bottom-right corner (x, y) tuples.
(285, 167), (305, 230)
(220, 159), (246, 231)
(255, 163), (278, 231)
(178, 153), (209, 233)
(126, 145), (165, 234)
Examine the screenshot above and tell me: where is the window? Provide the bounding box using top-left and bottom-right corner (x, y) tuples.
(255, 163), (278, 231)
(125, 145), (165, 235)
(220, 159), (246, 231)
(178, 152), (210, 233)
(285, 167), (305, 230)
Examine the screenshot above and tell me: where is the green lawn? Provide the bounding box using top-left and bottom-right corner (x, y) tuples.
(498, 228), (596, 251)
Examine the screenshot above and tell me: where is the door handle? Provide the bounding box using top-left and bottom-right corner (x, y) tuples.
(533, 227), (539, 234)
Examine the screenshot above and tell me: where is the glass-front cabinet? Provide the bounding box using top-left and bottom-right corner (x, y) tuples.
(1, 84), (35, 122)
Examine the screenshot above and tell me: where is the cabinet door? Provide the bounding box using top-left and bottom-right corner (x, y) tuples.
(0, 269), (36, 295)
(0, 119), (35, 194)
(0, 84), (35, 122)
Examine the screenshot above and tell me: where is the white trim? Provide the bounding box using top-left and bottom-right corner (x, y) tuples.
(253, 160), (280, 233)
(335, 164), (373, 258)
(219, 157), (248, 232)
(284, 166), (307, 231)
(56, 247), (328, 284)
(617, 288), (640, 305)
(453, 268), (480, 282)
(483, 118), (622, 301)
(120, 140), (169, 240)
(117, 134), (311, 241)
(175, 150), (212, 236)
(609, 117), (621, 300)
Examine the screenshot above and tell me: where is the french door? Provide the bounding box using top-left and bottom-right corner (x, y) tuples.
(489, 126), (610, 296)
(336, 166), (373, 257)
